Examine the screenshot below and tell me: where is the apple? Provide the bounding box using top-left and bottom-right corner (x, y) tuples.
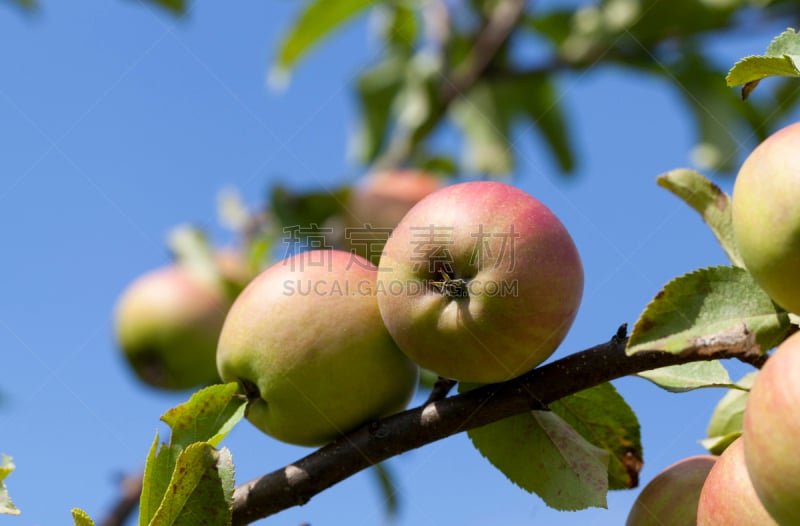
(114, 252), (248, 391)
(377, 181), (583, 383)
(743, 331), (800, 524)
(344, 170), (443, 265)
(626, 455), (716, 526)
(216, 249), (419, 447)
(732, 121), (800, 314)
(697, 437), (777, 526)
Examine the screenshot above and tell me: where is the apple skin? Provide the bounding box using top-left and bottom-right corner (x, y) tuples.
(697, 438), (777, 526)
(732, 121), (800, 314)
(115, 264), (233, 390)
(216, 249), (419, 447)
(626, 455), (716, 526)
(377, 181), (583, 383)
(344, 170), (444, 265)
(743, 331), (800, 524)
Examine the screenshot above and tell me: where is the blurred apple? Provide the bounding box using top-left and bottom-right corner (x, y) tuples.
(626, 455), (715, 526)
(377, 181), (583, 383)
(216, 249), (418, 446)
(743, 331), (800, 524)
(732, 121), (800, 314)
(344, 169), (443, 265)
(114, 251), (250, 391)
(697, 438), (777, 525)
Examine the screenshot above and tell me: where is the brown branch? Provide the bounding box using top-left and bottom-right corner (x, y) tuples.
(99, 473), (142, 526)
(231, 324), (761, 525)
(441, 0), (527, 104)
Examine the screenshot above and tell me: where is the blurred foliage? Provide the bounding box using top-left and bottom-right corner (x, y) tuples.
(276, 0), (800, 176)
(144, 0), (185, 14)
(10, 0), (800, 176)
(3, 0), (35, 10)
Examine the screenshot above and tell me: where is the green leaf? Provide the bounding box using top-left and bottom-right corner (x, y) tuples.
(149, 443), (235, 526)
(161, 383), (247, 450)
(451, 83), (513, 175)
(469, 410), (609, 511)
(515, 75), (574, 172)
(381, 3), (417, 55)
(413, 154), (458, 177)
(270, 184), (350, 235)
(657, 169), (743, 267)
(140, 434), (182, 526)
(699, 432), (741, 456)
(726, 29), (800, 96)
(354, 55), (407, 162)
(71, 508), (95, 526)
(627, 266), (791, 355)
(272, 0), (378, 74)
(637, 361), (736, 393)
(0, 454), (19, 516)
(703, 372), (757, 455)
(143, 0), (185, 15)
(550, 383), (642, 490)
(483, 74), (575, 173)
(216, 188), (251, 232)
(167, 225), (218, 285)
(370, 462), (399, 518)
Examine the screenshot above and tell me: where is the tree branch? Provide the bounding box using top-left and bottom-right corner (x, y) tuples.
(441, 0), (528, 104)
(99, 473), (142, 526)
(231, 324), (762, 525)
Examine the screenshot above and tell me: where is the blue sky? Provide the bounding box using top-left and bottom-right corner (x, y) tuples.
(1, 2), (797, 525)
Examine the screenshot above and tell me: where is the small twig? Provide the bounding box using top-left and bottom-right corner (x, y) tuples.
(99, 473), (143, 526)
(425, 377), (457, 403)
(441, 0), (527, 103)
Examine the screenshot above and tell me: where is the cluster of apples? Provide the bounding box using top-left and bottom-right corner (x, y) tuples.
(114, 170), (584, 448)
(113, 250), (254, 390)
(217, 178), (584, 446)
(627, 122), (800, 526)
(112, 170), (441, 392)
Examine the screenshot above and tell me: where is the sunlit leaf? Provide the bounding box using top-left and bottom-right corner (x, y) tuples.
(161, 383), (247, 449)
(657, 169), (742, 267)
(167, 225), (218, 285)
(71, 508), (95, 526)
(149, 444), (234, 526)
(0, 455), (19, 516)
(273, 0), (378, 75)
(637, 361), (736, 393)
(702, 372), (757, 455)
(726, 28), (800, 98)
(354, 55), (407, 162)
(627, 266), (790, 355)
(451, 83), (513, 175)
(140, 434), (182, 526)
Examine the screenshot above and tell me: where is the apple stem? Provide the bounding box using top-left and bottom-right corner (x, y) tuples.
(239, 378), (262, 402)
(425, 377), (458, 403)
(430, 270), (469, 299)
